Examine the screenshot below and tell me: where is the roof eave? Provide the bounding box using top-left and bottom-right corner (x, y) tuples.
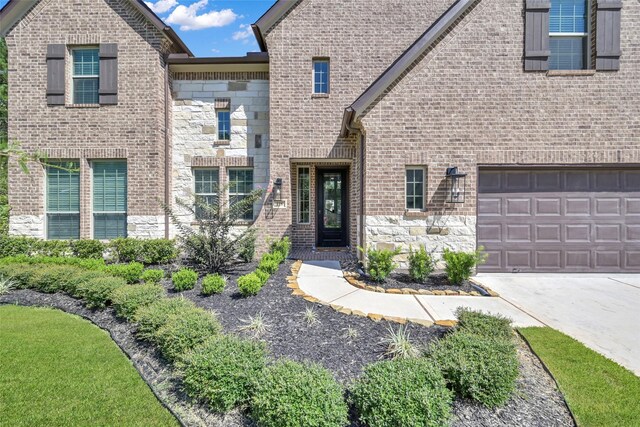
(252, 0), (299, 52)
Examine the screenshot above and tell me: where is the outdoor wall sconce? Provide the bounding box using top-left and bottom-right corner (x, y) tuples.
(273, 178), (283, 201)
(445, 167), (467, 204)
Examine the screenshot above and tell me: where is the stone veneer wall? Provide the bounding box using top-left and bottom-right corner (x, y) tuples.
(171, 77), (269, 232)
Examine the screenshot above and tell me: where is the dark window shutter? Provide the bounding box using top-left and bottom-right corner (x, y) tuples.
(46, 44), (66, 105)
(99, 43), (118, 105)
(524, 0), (551, 71)
(596, 0), (622, 71)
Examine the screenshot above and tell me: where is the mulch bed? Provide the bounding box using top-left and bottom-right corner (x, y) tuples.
(0, 260), (575, 427)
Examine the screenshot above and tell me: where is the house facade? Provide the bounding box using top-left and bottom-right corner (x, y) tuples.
(1, 0), (639, 273)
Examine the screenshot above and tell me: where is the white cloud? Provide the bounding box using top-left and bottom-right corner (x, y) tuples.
(232, 24), (254, 44)
(165, 0), (237, 31)
(211, 48), (221, 53)
(144, 0), (178, 14)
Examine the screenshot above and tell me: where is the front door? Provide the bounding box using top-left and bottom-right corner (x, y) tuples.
(317, 169), (348, 247)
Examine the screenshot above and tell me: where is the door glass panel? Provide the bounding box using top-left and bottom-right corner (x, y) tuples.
(323, 173), (342, 229)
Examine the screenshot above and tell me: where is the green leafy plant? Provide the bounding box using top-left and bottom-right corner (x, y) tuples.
(238, 311), (269, 338)
(134, 297), (196, 343)
(428, 331), (519, 408)
(164, 185), (263, 273)
(154, 308), (222, 362)
(109, 238), (143, 263)
(0, 263), (38, 288)
(381, 325), (420, 360)
(141, 269), (165, 283)
(201, 274), (226, 295)
(408, 246), (434, 282)
(257, 258), (280, 275)
(250, 360), (348, 427)
(238, 229), (257, 263)
(180, 335), (268, 413)
(69, 239), (105, 259)
(111, 283), (165, 320)
(103, 262), (144, 284)
(254, 269), (270, 284)
(303, 306), (319, 326)
(172, 268), (198, 292)
(442, 247), (488, 285)
(358, 245), (401, 282)
(269, 236), (291, 260)
(62, 269), (111, 297)
(0, 255), (105, 270)
(29, 265), (84, 293)
(0, 276), (16, 295)
(455, 307), (514, 341)
(237, 272), (264, 296)
(140, 239), (179, 265)
(77, 276), (127, 309)
(350, 358), (453, 427)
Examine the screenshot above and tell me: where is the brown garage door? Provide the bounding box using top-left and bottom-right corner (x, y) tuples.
(477, 168), (640, 273)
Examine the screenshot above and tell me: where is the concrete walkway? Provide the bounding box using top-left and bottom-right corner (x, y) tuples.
(474, 273), (640, 376)
(296, 261), (543, 328)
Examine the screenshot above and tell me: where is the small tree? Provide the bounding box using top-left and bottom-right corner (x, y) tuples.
(164, 185), (263, 273)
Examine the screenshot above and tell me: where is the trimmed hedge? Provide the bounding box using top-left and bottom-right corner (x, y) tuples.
(77, 277), (128, 309)
(250, 360), (348, 427)
(351, 358), (453, 427)
(237, 273), (263, 297)
(70, 240), (106, 259)
(104, 262), (145, 284)
(201, 274), (226, 295)
(141, 269), (165, 283)
(111, 283), (165, 320)
(172, 268), (198, 292)
(455, 308), (514, 342)
(134, 297), (197, 343)
(180, 335), (267, 413)
(109, 238), (179, 265)
(29, 265), (88, 293)
(0, 255), (105, 270)
(154, 309), (222, 362)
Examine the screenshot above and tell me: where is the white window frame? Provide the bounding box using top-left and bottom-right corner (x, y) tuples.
(45, 161), (81, 240)
(217, 109), (231, 141)
(312, 59), (330, 94)
(71, 46), (100, 105)
(193, 168), (220, 220)
(228, 168), (254, 222)
(549, 0), (591, 70)
(297, 166), (311, 224)
(405, 167), (426, 211)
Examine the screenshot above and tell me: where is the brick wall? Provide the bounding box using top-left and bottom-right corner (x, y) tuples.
(5, 0), (175, 238)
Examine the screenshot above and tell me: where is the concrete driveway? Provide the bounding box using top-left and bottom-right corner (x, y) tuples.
(474, 274), (640, 376)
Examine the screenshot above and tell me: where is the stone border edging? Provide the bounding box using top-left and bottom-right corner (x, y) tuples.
(288, 260), (457, 328)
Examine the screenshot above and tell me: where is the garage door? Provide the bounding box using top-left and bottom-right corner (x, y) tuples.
(477, 169), (640, 273)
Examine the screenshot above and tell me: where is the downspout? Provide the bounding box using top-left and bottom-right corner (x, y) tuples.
(163, 56), (170, 239)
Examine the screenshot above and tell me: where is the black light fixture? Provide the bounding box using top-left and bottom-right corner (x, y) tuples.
(445, 167), (467, 204)
(273, 178), (283, 202)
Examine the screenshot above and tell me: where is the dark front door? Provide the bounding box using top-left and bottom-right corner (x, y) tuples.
(317, 169), (348, 247)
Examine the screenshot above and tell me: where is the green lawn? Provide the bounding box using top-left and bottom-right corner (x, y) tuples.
(519, 327), (640, 427)
(0, 305), (178, 427)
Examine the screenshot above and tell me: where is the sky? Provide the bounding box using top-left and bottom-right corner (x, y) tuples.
(0, 0), (277, 57)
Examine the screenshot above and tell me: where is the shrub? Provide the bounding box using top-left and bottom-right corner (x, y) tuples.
(269, 236), (291, 260)
(250, 360), (348, 427)
(0, 237), (76, 257)
(180, 335), (268, 413)
(0, 236), (35, 257)
(172, 268), (198, 291)
(455, 307), (514, 342)
(111, 283), (165, 320)
(77, 276), (127, 309)
(164, 186), (263, 272)
(62, 269), (111, 297)
(29, 265), (84, 293)
(140, 239), (179, 265)
(359, 245), (401, 282)
(141, 269), (165, 283)
(237, 272), (263, 296)
(103, 262), (144, 284)
(154, 308), (222, 362)
(109, 238), (143, 263)
(134, 297), (196, 343)
(408, 246), (434, 282)
(238, 230), (257, 263)
(257, 258), (280, 275)
(70, 239), (105, 259)
(201, 274), (226, 295)
(442, 247), (487, 285)
(254, 269), (269, 284)
(0, 263), (39, 288)
(350, 358), (453, 427)
(0, 255), (106, 270)
(428, 332), (519, 408)
(0, 276), (16, 295)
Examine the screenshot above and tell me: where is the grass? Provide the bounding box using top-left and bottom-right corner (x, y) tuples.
(519, 327), (640, 427)
(0, 305), (178, 427)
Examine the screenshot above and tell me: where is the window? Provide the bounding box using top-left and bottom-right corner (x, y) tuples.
(47, 161), (80, 240)
(298, 167), (310, 224)
(93, 161), (127, 239)
(217, 110), (230, 141)
(194, 169), (219, 220)
(313, 59), (329, 94)
(228, 169), (254, 221)
(72, 48), (100, 104)
(406, 168), (425, 210)
(549, 0), (589, 70)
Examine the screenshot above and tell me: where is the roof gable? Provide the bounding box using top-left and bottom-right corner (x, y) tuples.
(251, 0), (299, 52)
(0, 0), (192, 56)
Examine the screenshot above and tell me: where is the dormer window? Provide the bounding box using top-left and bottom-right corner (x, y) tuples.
(313, 59), (330, 94)
(549, 0), (588, 70)
(72, 47), (100, 104)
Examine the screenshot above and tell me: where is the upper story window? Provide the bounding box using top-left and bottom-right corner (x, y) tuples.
(217, 110), (231, 141)
(313, 59), (330, 94)
(72, 48), (100, 104)
(549, 0), (589, 70)
(406, 167), (425, 211)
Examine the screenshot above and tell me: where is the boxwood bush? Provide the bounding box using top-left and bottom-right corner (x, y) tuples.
(237, 273), (263, 297)
(350, 358), (453, 427)
(269, 236), (291, 260)
(154, 308), (222, 362)
(201, 274), (226, 295)
(109, 238), (179, 265)
(428, 332), (519, 408)
(134, 297), (196, 343)
(77, 276), (127, 309)
(408, 246), (434, 282)
(250, 360), (348, 427)
(62, 269), (111, 297)
(69, 239), (105, 259)
(359, 245), (401, 282)
(29, 265), (84, 293)
(455, 308), (514, 341)
(141, 269), (165, 283)
(103, 262), (144, 284)
(111, 283), (165, 320)
(172, 268), (198, 291)
(0, 255), (105, 270)
(180, 335), (268, 413)
(0, 263), (39, 288)
(442, 248), (487, 285)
